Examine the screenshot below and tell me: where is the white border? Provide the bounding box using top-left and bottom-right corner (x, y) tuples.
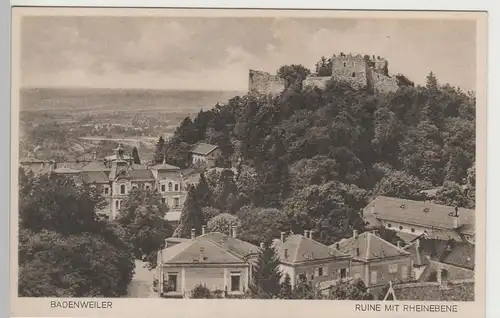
(6, 1), (500, 317)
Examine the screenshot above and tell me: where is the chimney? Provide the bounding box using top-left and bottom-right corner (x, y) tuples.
(335, 243), (340, 250)
(304, 230), (309, 238)
(309, 230), (314, 239)
(397, 241), (402, 249)
(260, 242), (264, 249)
(164, 238), (170, 248)
(202, 225), (206, 235)
(454, 206), (459, 217)
(232, 225), (237, 238)
(191, 228), (196, 239)
(280, 231), (286, 241)
(353, 230), (359, 239)
(415, 238), (420, 250)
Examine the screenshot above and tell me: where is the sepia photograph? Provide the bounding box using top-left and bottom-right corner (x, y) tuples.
(9, 6), (487, 317)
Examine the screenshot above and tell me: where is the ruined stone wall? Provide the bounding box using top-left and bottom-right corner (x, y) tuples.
(367, 69), (398, 94)
(330, 54), (368, 90)
(303, 76), (332, 90)
(248, 70), (285, 96)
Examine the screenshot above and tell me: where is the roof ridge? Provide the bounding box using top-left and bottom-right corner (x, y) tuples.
(371, 233), (410, 255)
(161, 239), (195, 263)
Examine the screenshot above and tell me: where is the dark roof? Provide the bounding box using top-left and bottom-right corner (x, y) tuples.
(150, 163), (181, 171)
(273, 234), (349, 264)
(418, 260), (475, 282)
(81, 171), (110, 184)
(190, 143), (219, 156)
(333, 231), (410, 262)
(403, 240), (429, 267)
(365, 196), (475, 231)
(127, 169), (155, 181)
(80, 161), (110, 172)
(418, 238), (475, 270)
(391, 279), (474, 301)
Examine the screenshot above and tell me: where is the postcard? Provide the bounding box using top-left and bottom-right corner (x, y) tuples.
(10, 7), (487, 318)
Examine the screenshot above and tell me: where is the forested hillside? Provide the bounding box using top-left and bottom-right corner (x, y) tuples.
(158, 64), (476, 246)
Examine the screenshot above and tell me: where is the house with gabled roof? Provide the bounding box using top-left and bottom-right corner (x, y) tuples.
(272, 230), (352, 289)
(363, 196), (475, 245)
(156, 226), (259, 298)
(189, 143), (221, 168)
(331, 230), (413, 293)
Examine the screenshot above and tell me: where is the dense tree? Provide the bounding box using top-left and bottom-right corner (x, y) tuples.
(237, 207), (295, 246)
(327, 278), (374, 300)
(373, 170), (431, 201)
(278, 274), (293, 299)
(434, 182), (471, 209)
(277, 64), (311, 90)
(132, 146), (141, 164)
(173, 184), (206, 238)
(115, 189), (171, 268)
(251, 241), (282, 299)
(153, 136), (166, 164)
(206, 213), (241, 234)
(190, 284), (215, 298)
(18, 171), (134, 297)
(291, 280), (322, 299)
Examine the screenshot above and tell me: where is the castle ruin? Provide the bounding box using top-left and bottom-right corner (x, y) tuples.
(248, 53), (398, 96)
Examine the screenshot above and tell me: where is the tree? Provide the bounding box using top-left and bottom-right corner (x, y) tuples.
(190, 284), (214, 298)
(434, 182), (470, 208)
(115, 188), (171, 268)
(291, 280), (322, 299)
(154, 136), (166, 164)
(252, 241), (282, 298)
(237, 207), (295, 246)
(206, 213), (241, 234)
(373, 170), (431, 201)
(426, 71), (439, 92)
(327, 278), (374, 300)
(132, 146), (141, 164)
(173, 185), (206, 238)
(277, 64), (311, 90)
(18, 172), (135, 297)
(213, 169), (241, 213)
(278, 274), (293, 299)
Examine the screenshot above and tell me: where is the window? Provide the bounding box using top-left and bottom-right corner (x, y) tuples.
(343, 62), (346, 67)
(387, 223), (392, 228)
(174, 198), (180, 208)
(166, 274), (178, 292)
(132, 184), (138, 190)
(399, 226), (403, 230)
(352, 72), (356, 77)
(411, 228), (415, 233)
(370, 271), (378, 285)
(104, 187), (109, 195)
(174, 184), (179, 191)
(230, 273), (241, 292)
(168, 182), (173, 192)
(389, 264), (398, 273)
(401, 266), (409, 280)
(145, 185), (150, 191)
(298, 274), (307, 282)
(340, 268), (347, 279)
(115, 200), (119, 210)
(317, 267), (323, 277)
(120, 184), (126, 194)
(161, 198), (166, 204)
(161, 184), (166, 192)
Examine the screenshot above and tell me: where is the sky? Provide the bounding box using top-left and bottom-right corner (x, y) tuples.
(20, 16), (477, 91)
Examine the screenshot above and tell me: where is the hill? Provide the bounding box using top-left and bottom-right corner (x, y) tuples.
(156, 62), (476, 245)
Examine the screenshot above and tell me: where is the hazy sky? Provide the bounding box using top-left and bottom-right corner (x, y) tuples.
(21, 16), (477, 91)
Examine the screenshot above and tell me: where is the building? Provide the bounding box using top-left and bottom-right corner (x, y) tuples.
(249, 53), (399, 96)
(156, 226), (259, 298)
(331, 230), (413, 293)
(19, 142), (188, 223)
(189, 143), (221, 168)
(272, 230), (352, 289)
(363, 196), (475, 245)
(416, 238), (475, 270)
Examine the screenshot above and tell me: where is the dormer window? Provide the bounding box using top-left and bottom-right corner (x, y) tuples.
(400, 204), (405, 209)
(423, 208), (430, 212)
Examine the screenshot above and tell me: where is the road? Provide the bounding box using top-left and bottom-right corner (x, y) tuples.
(126, 260), (159, 298)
